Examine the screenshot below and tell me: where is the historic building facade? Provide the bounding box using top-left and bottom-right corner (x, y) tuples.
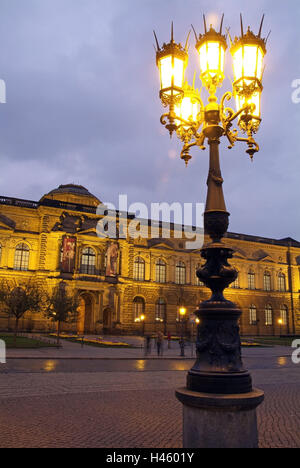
(0, 184), (299, 336)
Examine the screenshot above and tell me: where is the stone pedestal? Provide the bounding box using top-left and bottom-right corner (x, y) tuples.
(176, 387), (264, 449)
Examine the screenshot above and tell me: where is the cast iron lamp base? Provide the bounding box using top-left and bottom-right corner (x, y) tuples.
(175, 387), (264, 448)
(187, 300), (252, 394)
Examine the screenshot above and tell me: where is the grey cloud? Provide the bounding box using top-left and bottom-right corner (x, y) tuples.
(0, 0), (299, 240)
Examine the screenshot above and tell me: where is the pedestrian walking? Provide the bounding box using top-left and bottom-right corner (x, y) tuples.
(144, 334), (152, 356)
(167, 331), (171, 349)
(179, 338), (185, 357)
(156, 331), (164, 356)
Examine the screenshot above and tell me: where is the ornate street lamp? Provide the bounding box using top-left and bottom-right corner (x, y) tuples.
(154, 14), (268, 448)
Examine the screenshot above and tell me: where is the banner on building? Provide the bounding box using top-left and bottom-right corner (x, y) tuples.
(61, 236), (76, 273)
(105, 242), (119, 277)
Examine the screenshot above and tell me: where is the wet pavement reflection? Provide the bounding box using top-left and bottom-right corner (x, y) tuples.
(0, 354), (295, 374)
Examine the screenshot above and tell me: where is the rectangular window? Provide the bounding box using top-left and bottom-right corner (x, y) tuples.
(248, 273), (255, 290)
(134, 259), (145, 281)
(278, 275), (286, 292)
(249, 308), (257, 325)
(156, 262), (166, 283)
(176, 266), (186, 285)
(264, 274), (271, 291)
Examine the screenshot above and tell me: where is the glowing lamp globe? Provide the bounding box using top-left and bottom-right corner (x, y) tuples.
(196, 25), (227, 89)
(155, 29), (188, 103)
(230, 25), (267, 128)
(175, 82), (201, 126)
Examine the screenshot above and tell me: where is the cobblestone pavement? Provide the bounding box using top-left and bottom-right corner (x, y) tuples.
(0, 355), (299, 448)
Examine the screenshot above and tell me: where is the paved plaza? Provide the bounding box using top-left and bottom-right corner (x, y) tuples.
(0, 337), (299, 448)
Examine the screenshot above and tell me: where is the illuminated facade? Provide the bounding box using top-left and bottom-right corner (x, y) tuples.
(0, 184), (299, 336)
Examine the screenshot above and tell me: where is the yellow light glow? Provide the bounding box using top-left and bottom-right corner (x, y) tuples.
(173, 58), (184, 88)
(199, 41), (225, 79)
(159, 56), (172, 90)
(232, 44), (264, 82)
(44, 360), (57, 372)
(278, 318), (283, 325)
(179, 307), (186, 316)
(277, 357), (287, 367)
(235, 90), (261, 118)
(140, 314), (145, 321)
(175, 96), (200, 125)
(232, 47), (243, 82)
(135, 360), (146, 371)
(159, 55), (184, 95)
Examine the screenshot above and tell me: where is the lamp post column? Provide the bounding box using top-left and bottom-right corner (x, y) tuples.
(176, 123), (264, 448)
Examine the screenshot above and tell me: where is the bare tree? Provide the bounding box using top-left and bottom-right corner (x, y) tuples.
(0, 280), (43, 346)
(44, 282), (80, 346)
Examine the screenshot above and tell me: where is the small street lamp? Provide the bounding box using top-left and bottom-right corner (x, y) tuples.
(135, 314), (146, 336)
(278, 318), (283, 337)
(140, 314), (145, 336)
(190, 316), (200, 357)
(179, 306), (187, 356)
(154, 14), (267, 448)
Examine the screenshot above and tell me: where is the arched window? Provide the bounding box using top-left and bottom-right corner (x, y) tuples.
(265, 304), (273, 326)
(156, 259), (166, 283)
(134, 257), (145, 281)
(280, 305), (288, 326)
(133, 296), (145, 321)
(175, 261), (186, 285)
(249, 305), (257, 325)
(156, 298), (166, 322)
(263, 271), (271, 291)
(278, 273), (286, 292)
(14, 243), (29, 271)
(248, 270), (255, 290)
(81, 247), (96, 275)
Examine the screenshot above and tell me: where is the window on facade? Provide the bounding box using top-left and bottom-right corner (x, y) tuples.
(263, 271), (271, 291)
(231, 271), (239, 289)
(134, 257), (145, 281)
(81, 247), (96, 275)
(155, 298), (166, 322)
(248, 271), (255, 290)
(133, 296), (145, 321)
(280, 305), (288, 326)
(195, 265), (204, 286)
(249, 305), (257, 325)
(175, 261), (186, 285)
(155, 259), (166, 283)
(14, 243), (30, 271)
(265, 305), (273, 326)
(278, 273), (286, 292)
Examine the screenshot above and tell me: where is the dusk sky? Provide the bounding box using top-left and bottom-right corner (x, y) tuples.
(0, 0), (299, 240)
